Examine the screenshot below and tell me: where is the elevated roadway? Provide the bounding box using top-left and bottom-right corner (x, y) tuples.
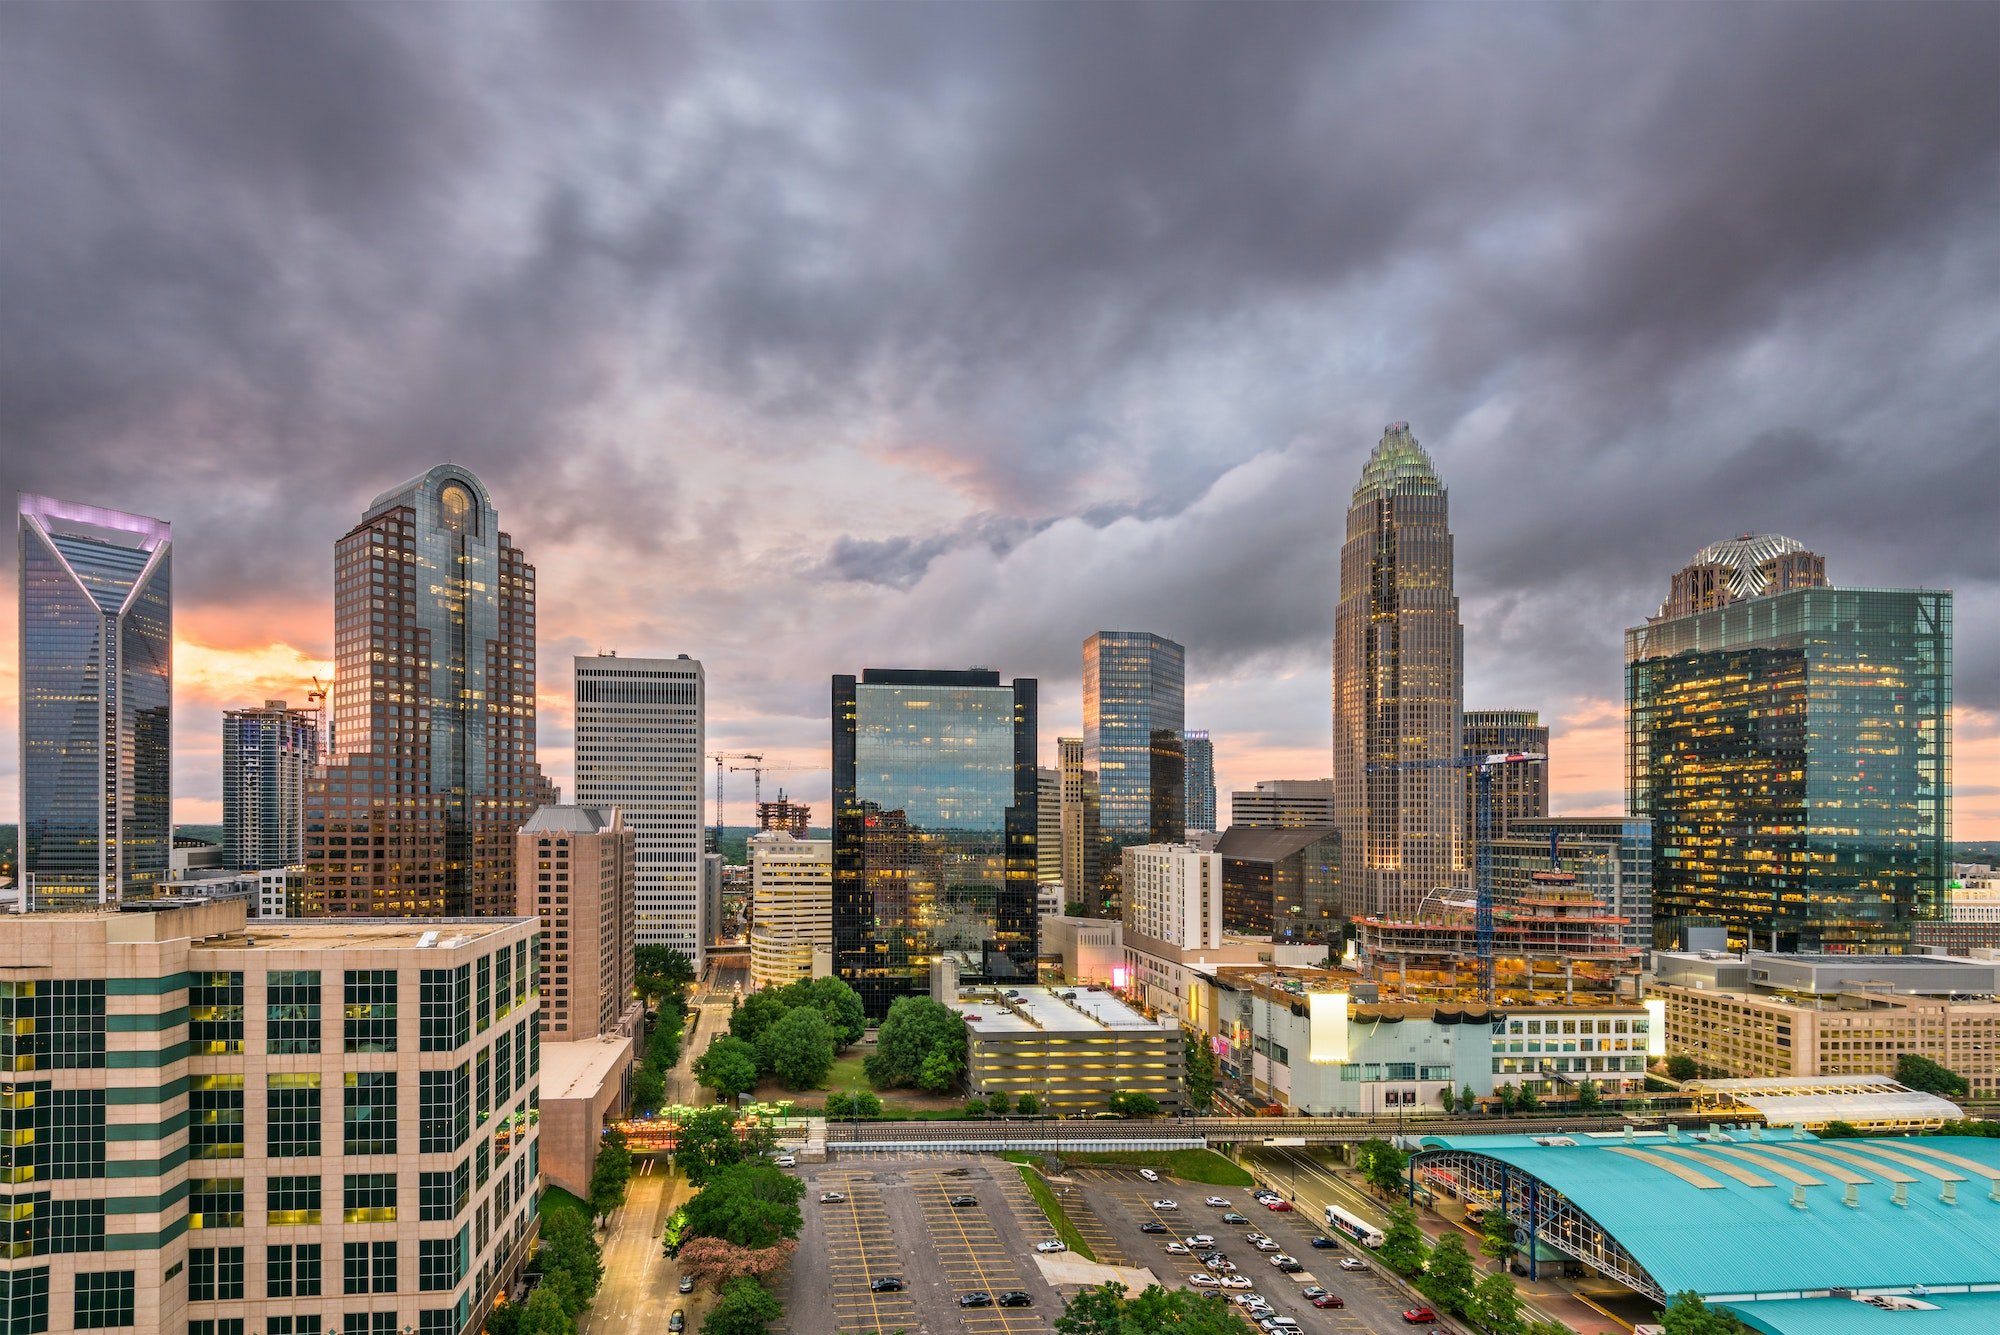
(825, 1111), (1669, 1152)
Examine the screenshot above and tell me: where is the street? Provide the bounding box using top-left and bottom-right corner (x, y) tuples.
(579, 1160), (699, 1335)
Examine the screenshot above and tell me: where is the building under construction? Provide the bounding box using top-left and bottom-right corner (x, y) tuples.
(757, 792), (813, 838)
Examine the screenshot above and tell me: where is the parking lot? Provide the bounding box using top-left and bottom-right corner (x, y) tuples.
(1066, 1166), (1446, 1333)
(779, 1157), (1067, 1335)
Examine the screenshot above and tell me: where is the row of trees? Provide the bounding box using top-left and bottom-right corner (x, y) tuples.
(1372, 1207), (1567, 1335)
(586, 1127), (635, 1222)
(696, 977), (869, 1096)
(660, 1132), (804, 1335)
(489, 1200), (606, 1335)
(630, 946), (698, 1113)
(1053, 1280), (1250, 1335)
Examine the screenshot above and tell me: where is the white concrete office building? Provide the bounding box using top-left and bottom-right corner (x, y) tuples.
(1122, 843), (1224, 950)
(573, 655), (706, 962)
(749, 832), (833, 990)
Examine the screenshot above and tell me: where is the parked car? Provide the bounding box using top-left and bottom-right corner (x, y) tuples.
(678, 1275), (694, 1294)
(1151, 1199), (1179, 1210)
(1260, 1319), (1303, 1333)
(996, 1292), (1033, 1308)
(1222, 1212), (1250, 1224)
(1188, 1274), (1221, 1287)
(870, 1278), (905, 1292)
(668, 1314), (684, 1334)
(959, 1293), (993, 1308)
(1264, 1198), (1294, 1212)
(1245, 1233), (1273, 1245)
(1311, 1293), (1346, 1309)
(1165, 1243), (1191, 1255)
(1252, 1239), (1281, 1252)
(1141, 1222), (1169, 1234)
(1035, 1240), (1067, 1253)
(1300, 1287), (1330, 1300)
(1183, 1233), (1215, 1246)
(1204, 1197), (1231, 1207)
(1140, 1169), (1160, 1182)
(1274, 1259), (1304, 1273)
(949, 1195), (978, 1207)
(1219, 1276), (1253, 1289)
(1308, 1235), (1337, 1249)
(819, 1191), (846, 1203)
(1402, 1308), (1438, 1324)
(1338, 1257), (1367, 1272)
(775, 1155), (796, 1167)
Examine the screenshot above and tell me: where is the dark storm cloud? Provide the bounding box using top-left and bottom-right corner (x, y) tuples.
(2, 1), (1998, 819)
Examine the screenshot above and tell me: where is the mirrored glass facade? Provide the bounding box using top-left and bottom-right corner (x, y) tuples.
(1627, 586), (1951, 952)
(223, 703), (320, 872)
(17, 495), (172, 909)
(832, 670), (1037, 1015)
(1083, 631), (1185, 898)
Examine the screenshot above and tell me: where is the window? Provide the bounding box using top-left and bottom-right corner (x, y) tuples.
(0, 1268), (47, 1335)
(344, 972), (398, 1053)
(267, 971), (323, 1055)
(420, 1165), (468, 1221)
(189, 1322), (243, 1335)
(189, 1076), (245, 1160)
(268, 1175), (322, 1226)
(188, 1248), (244, 1302)
(340, 1315), (396, 1335)
(71, 1270), (132, 1329)
(188, 1179), (245, 1230)
(419, 1065), (469, 1154)
(343, 1073), (397, 1156)
(476, 1140), (490, 1190)
(267, 1074), (322, 1157)
(266, 1243), (322, 1298)
(344, 1174), (397, 1224)
(189, 974), (246, 1055)
(0, 982), (106, 1073)
(418, 1236), (461, 1292)
(420, 967), (470, 1052)
(0, 1086), (106, 1182)
(268, 1320), (322, 1335)
(476, 956), (492, 1033)
(420, 1310), (455, 1335)
(495, 1031), (511, 1100)
(476, 1049), (491, 1134)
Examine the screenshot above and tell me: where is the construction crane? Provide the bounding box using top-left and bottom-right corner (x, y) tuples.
(708, 752), (763, 857)
(1365, 750), (1547, 1003)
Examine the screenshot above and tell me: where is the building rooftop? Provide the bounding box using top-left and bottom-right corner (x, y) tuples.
(540, 1034), (636, 1102)
(1215, 824), (1340, 861)
(203, 918), (535, 951)
(522, 805), (620, 834)
(950, 985), (1172, 1035)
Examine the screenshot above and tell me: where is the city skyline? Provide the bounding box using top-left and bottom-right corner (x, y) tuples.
(1, 5), (1997, 840)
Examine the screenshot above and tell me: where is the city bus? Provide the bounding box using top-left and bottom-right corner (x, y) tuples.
(1324, 1203), (1386, 1249)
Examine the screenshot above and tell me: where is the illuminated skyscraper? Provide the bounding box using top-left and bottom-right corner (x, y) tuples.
(222, 700), (320, 871)
(1083, 631), (1185, 878)
(1628, 537), (1949, 951)
(17, 494), (172, 908)
(301, 465), (547, 917)
(1463, 709), (1549, 841)
(832, 668), (1038, 1015)
(1058, 736), (1100, 904)
(1332, 423), (1466, 920)
(1183, 730), (1217, 834)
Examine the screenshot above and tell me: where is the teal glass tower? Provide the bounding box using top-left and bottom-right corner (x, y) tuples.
(1084, 630), (1186, 849)
(1627, 537), (1950, 951)
(17, 494), (173, 908)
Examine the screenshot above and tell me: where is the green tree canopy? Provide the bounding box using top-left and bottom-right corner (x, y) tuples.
(587, 1130), (634, 1220)
(1461, 1082), (1479, 1113)
(728, 991), (792, 1059)
(683, 1161), (806, 1249)
(1516, 1083), (1541, 1114)
(1378, 1205), (1429, 1278)
(700, 1276), (785, 1335)
(867, 995), (969, 1091)
(1355, 1138), (1409, 1196)
(1897, 1053), (1971, 1098)
(1576, 1079), (1603, 1112)
(1664, 1055), (1700, 1082)
(1184, 1031), (1218, 1111)
(539, 1206), (604, 1316)
(1107, 1089), (1162, 1117)
(630, 1064), (665, 1115)
(1819, 1119), (1863, 1139)
(762, 1006), (838, 1090)
(676, 1106), (750, 1186)
(1470, 1272), (1525, 1332)
(1481, 1208), (1517, 1262)
(777, 976), (868, 1048)
(695, 1036), (762, 1101)
(1660, 1291), (1752, 1334)
(1420, 1232), (1477, 1317)
(523, 1285), (571, 1335)
(1053, 1281), (1250, 1335)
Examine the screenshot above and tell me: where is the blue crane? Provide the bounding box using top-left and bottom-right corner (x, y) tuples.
(1364, 750), (1547, 1003)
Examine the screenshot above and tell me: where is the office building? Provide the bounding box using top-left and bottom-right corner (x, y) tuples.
(1121, 844), (1224, 951)
(223, 700), (322, 872)
(572, 654), (706, 961)
(755, 793), (812, 838)
(832, 669), (1038, 1015)
(1627, 537), (1950, 951)
(0, 899), (540, 1335)
(1036, 767), (1063, 888)
(17, 494), (172, 909)
(749, 832), (833, 990)
(1058, 737), (1100, 906)
(1463, 709), (1548, 842)
(1229, 779), (1335, 829)
(1182, 731), (1217, 834)
(1042, 915), (1123, 986)
(517, 806), (638, 1042)
(1503, 816), (1653, 951)
(1083, 631), (1186, 862)
(1653, 951), (2000, 1098)
(1333, 423), (1466, 921)
(1354, 883), (1640, 1004)
(1214, 825), (1342, 942)
(945, 984), (1185, 1113)
(301, 466), (546, 918)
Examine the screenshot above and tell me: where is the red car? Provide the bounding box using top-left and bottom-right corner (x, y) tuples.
(1402, 1308), (1437, 1324)
(1312, 1294), (1346, 1308)
(1264, 1199), (1293, 1211)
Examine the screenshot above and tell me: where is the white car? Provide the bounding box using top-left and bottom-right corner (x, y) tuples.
(1204, 1196), (1231, 1207)
(1338, 1258), (1367, 1272)
(1035, 1240), (1067, 1254)
(1252, 1239), (1281, 1252)
(1187, 1274), (1221, 1288)
(1244, 1233), (1273, 1245)
(1139, 1169), (1160, 1182)
(1164, 1243), (1192, 1255)
(1219, 1275), (1253, 1289)
(1151, 1199), (1178, 1210)
(775, 1156), (796, 1168)
(1269, 1254), (1299, 1267)
(1183, 1233), (1215, 1246)
(1231, 1293), (1267, 1308)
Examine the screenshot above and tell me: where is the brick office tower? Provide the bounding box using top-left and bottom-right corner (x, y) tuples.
(303, 466), (546, 918)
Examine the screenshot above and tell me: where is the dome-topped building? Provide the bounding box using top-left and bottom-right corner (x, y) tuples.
(1658, 532), (1827, 619)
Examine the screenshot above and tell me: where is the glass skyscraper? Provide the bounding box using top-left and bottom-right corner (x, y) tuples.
(17, 494), (173, 908)
(1332, 423), (1466, 921)
(1463, 709), (1549, 844)
(1627, 538), (1950, 952)
(1083, 630), (1185, 865)
(1183, 730), (1217, 834)
(222, 700), (321, 871)
(832, 669), (1038, 1015)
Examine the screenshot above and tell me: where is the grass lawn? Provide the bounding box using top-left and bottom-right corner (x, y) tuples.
(822, 1053), (869, 1092)
(539, 1184), (590, 1223)
(1016, 1165), (1096, 1261)
(1054, 1148), (1253, 1187)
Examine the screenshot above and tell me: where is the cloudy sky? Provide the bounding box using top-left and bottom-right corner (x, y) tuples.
(4, 2), (1997, 837)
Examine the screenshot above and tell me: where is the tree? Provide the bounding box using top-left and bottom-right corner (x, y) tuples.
(676, 1236), (797, 1291)
(1354, 1138), (1408, 1196)
(675, 1106), (749, 1186)
(1819, 1119), (1862, 1139)
(1107, 1090), (1162, 1118)
(1420, 1233), (1477, 1317)
(853, 1091), (883, 1117)
(1440, 1084), (1457, 1114)
(1664, 1055), (1700, 1082)
(964, 1096), (988, 1117)
(824, 1091), (851, 1117)
(629, 1064), (665, 1115)
(1470, 1272), (1525, 1332)
(868, 995), (969, 1090)
(780, 976), (868, 1048)
(1497, 1082), (1520, 1115)
(637, 945), (698, 991)
(1659, 1291), (1751, 1334)
(1184, 1030), (1218, 1111)
(486, 1300), (527, 1335)
(1576, 1079), (1602, 1113)
(728, 991), (792, 1059)
(1053, 1281), (1247, 1335)
(1898, 1053), (1971, 1098)
(1481, 1209), (1516, 1264)
(1378, 1205), (1429, 1278)
(1515, 1083), (1540, 1115)
(762, 1007), (838, 1090)
(523, 1285), (571, 1335)
(695, 1036), (763, 1101)
(700, 1276), (784, 1335)
(539, 1206), (604, 1316)
(588, 1129), (634, 1220)
(1017, 1093), (1040, 1115)
(1461, 1083), (1479, 1115)
(683, 1162), (806, 1249)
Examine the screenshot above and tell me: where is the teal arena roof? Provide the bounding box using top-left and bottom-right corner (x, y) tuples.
(1413, 1130), (2000, 1304)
